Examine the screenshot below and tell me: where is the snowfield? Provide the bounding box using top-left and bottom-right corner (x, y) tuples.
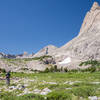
(59, 57), (71, 65)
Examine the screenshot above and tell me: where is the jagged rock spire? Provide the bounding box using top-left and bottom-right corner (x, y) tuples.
(91, 2), (99, 11)
(79, 2), (100, 36)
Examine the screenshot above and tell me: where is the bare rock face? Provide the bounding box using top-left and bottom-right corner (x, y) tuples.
(90, 2), (100, 11)
(79, 2), (100, 36)
(33, 45), (58, 57)
(42, 57), (56, 64)
(27, 60), (47, 71)
(52, 2), (100, 69)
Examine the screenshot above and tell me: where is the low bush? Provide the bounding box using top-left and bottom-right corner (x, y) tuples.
(68, 69), (78, 73)
(79, 60), (100, 67)
(43, 68), (50, 73)
(79, 60), (100, 72)
(0, 68), (6, 73)
(64, 68), (68, 72)
(47, 91), (72, 100)
(43, 65), (60, 73)
(81, 67), (96, 72)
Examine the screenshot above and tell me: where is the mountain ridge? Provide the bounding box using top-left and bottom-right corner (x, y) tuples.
(50, 2), (100, 69)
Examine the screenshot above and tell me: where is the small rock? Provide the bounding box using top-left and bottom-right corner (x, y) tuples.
(98, 97), (100, 100)
(33, 88), (52, 95)
(34, 89), (41, 94)
(64, 81), (81, 85)
(40, 88), (52, 95)
(88, 96), (98, 100)
(65, 88), (72, 90)
(9, 86), (16, 90)
(47, 82), (57, 85)
(91, 82), (100, 84)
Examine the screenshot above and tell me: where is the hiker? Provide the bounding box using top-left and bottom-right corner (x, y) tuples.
(6, 71), (11, 86)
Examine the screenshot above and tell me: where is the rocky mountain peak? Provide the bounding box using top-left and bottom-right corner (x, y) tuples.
(33, 45), (58, 57)
(91, 2), (100, 11)
(79, 2), (100, 36)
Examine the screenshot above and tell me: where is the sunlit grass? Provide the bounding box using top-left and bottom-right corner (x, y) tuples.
(1, 72), (100, 100)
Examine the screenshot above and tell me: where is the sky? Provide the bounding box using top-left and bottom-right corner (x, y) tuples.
(0, 0), (100, 54)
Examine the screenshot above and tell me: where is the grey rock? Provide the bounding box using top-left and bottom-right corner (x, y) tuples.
(33, 45), (58, 57)
(16, 51), (34, 58)
(88, 96), (98, 100)
(42, 57), (56, 64)
(27, 60), (48, 71)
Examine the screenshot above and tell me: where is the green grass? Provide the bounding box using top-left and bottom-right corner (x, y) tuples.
(0, 92), (45, 100)
(1, 72), (100, 100)
(1, 71), (100, 82)
(72, 86), (96, 97)
(47, 90), (72, 100)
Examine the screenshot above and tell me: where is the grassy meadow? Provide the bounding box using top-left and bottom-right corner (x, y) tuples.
(0, 71), (100, 100)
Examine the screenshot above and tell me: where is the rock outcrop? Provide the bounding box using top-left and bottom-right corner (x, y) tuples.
(16, 52), (34, 59)
(33, 45), (58, 57)
(0, 53), (5, 58)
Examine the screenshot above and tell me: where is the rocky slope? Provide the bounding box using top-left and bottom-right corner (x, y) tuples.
(51, 2), (100, 69)
(0, 44), (57, 72)
(33, 45), (58, 57)
(0, 55), (56, 72)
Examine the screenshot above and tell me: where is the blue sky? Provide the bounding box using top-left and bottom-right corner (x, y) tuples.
(0, 0), (99, 54)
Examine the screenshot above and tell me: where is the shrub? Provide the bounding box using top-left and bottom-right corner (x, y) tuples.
(68, 69), (78, 73)
(0, 68), (6, 73)
(53, 65), (58, 72)
(96, 65), (100, 71)
(47, 91), (72, 100)
(64, 68), (68, 72)
(79, 60), (100, 67)
(60, 67), (63, 72)
(43, 65), (60, 73)
(43, 68), (50, 73)
(81, 67), (96, 73)
(79, 60), (100, 72)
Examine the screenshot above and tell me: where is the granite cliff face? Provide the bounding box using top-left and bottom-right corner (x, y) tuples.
(51, 2), (100, 69)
